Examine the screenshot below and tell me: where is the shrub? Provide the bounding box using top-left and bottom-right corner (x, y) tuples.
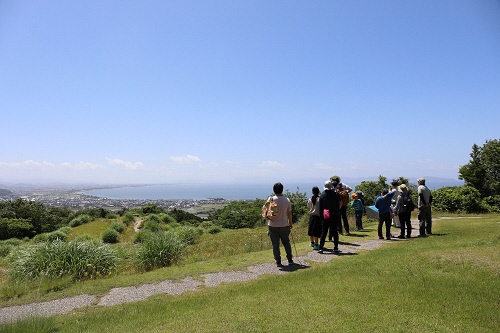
(122, 212), (135, 225)
(207, 225), (223, 234)
(0, 218), (33, 240)
(143, 218), (161, 232)
(47, 230), (68, 242)
(211, 201), (263, 229)
(102, 229), (119, 243)
(158, 213), (176, 224)
(57, 226), (72, 234)
(0, 243), (13, 257)
(133, 229), (154, 244)
(69, 214), (92, 227)
(8, 239), (118, 281)
(173, 226), (203, 245)
(200, 221), (214, 229)
(32, 233), (49, 243)
(136, 232), (186, 271)
(432, 186), (486, 213)
(111, 222), (125, 233)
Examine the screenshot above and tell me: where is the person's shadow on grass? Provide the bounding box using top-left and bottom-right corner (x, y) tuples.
(279, 263), (311, 272)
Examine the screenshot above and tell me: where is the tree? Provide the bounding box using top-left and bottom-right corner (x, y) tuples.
(355, 175), (389, 206)
(211, 200), (264, 229)
(284, 187), (308, 223)
(459, 140), (500, 197)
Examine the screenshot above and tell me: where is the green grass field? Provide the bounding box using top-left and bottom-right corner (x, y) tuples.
(1, 214), (499, 332)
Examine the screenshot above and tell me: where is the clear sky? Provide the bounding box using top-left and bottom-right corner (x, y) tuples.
(1, 0), (499, 185)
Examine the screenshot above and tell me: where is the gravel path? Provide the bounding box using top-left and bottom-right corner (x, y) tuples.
(0, 219), (429, 324)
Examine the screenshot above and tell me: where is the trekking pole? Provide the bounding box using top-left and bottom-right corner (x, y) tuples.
(289, 227), (302, 266)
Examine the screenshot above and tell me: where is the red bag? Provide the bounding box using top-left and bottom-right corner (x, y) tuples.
(323, 209), (330, 219)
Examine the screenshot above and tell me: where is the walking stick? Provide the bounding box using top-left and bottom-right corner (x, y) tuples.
(289, 227), (302, 266)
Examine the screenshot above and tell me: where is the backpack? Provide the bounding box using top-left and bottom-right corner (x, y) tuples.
(402, 193), (415, 212)
(262, 197), (279, 220)
(338, 190), (349, 205)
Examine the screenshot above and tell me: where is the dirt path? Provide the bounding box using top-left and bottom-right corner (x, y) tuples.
(0, 218), (450, 324)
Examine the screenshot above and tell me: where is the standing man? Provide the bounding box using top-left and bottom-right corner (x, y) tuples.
(417, 178), (433, 237)
(266, 182), (294, 267)
(330, 175), (352, 236)
(375, 188), (396, 240)
(395, 184), (413, 239)
(390, 180), (401, 228)
(318, 180), (342, 253)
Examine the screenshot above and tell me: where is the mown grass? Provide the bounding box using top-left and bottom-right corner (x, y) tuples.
(1, 214), (498, 332)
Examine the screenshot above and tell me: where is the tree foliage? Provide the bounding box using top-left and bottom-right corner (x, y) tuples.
(431, 186), (486, 213)
(459, 139), (500, 197)
(210, 200), (265, 229)
(0, 199), (72, 238)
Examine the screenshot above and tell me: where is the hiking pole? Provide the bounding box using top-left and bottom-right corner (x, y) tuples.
(289, 227), (302, 266)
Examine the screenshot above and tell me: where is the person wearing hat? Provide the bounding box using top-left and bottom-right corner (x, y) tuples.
(350, 192), (364, 231)
(330, 175), (352, 236)
(375, 188), (397, 240)
(417, 178), (433, 236)
(318, 180), (342, 253)
(395, 184), (413, 238)
(390, 180), (401, 228)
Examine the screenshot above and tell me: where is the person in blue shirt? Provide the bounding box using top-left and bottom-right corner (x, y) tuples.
(375, 188), (396, 240)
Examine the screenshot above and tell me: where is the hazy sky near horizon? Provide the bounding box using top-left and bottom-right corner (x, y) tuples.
(1, 1), (499, 185)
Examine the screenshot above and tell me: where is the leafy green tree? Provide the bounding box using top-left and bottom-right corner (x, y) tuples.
(459, 140), (500, 197)
(168, 208), (202, 224)
(284, 187), (308, 223)
(355, 175), (388, 206)
(432, 186), (486, 213)
(211, 200), (263, 229)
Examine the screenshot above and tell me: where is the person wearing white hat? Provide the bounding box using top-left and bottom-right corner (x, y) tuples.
(417, 178), (433, 237)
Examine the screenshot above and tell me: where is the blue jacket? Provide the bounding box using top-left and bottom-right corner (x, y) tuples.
(375, 191), (396, 215)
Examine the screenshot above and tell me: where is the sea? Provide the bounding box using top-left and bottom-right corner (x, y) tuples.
(82, 182), (320, 201)
(81, 177), (463, 201)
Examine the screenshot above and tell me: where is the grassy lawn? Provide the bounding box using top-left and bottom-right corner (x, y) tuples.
(1, 214), (499, 332)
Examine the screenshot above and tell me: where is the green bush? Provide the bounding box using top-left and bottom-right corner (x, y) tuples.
(432, 186), (486, 213)
(0, 243), (13, 257)
(8, 239), (118, 280)
(207, 225), (223, 234)
(0, 218), (33, 240)
(143, 215), (161, 232)
(133, 229), (154, 244)
(111, 222), (125, 233)
(57, 226), (72, 234)
(136, 232), (186, 271)
(158, 213), (177, 224)
(32, 233), (49, 243)
(69, 214), (92, 227)
(211, 201), (263, 229)
(122, 212), (135, 225)
(101, 229), (120, 243)
(173, 226), (203, 245)
(47, 230), (68, 242)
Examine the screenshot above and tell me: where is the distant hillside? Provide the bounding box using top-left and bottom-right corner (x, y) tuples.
(0, 188), (13, 196)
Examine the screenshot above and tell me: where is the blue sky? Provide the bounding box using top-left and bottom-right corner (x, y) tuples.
(1, 0), (499, 185)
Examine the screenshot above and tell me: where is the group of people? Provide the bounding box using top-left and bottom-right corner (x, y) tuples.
(264, 177), (433, 267)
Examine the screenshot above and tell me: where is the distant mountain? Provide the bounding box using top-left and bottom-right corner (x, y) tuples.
(0, 188), (13, 197)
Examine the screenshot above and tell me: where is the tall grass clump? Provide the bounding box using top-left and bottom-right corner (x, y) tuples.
(8, 239), (118, 281)
(0, 316), (58, 333)
(136, 232), (186, 271)
(173, 225), (203, 245)
(69, 214), (92, 227)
